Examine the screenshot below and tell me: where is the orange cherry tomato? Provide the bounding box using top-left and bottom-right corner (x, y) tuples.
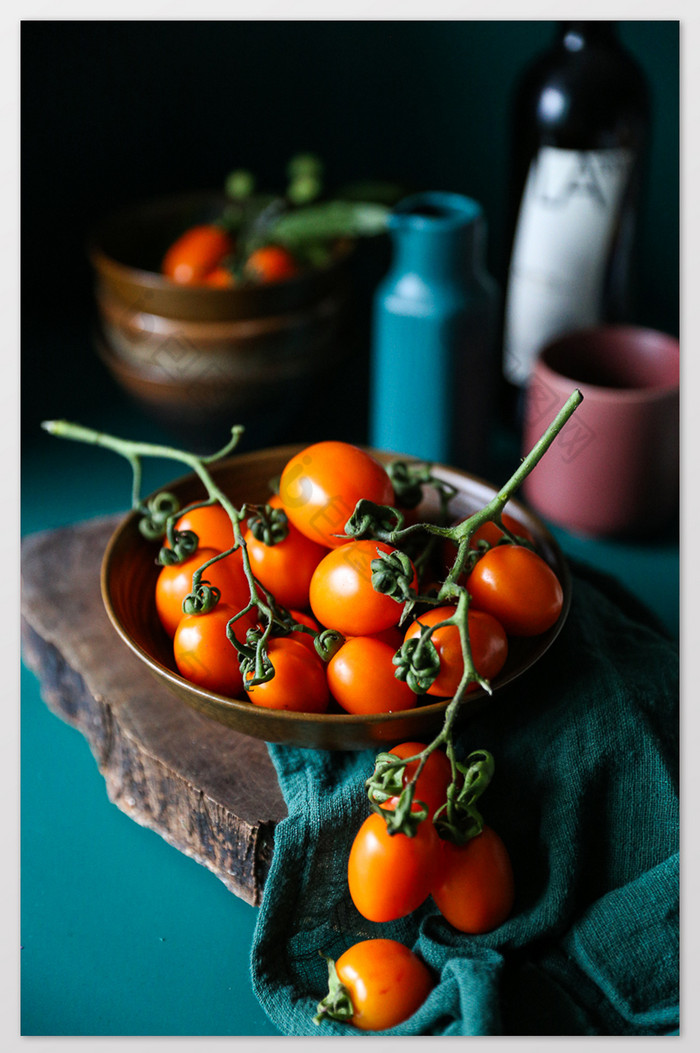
(431, 826), (515, 934)
(309, 540), (416, 637)
(331, 938), (433, 1031)
(243, 495), (327, 610)
(244, 637), (329, 713)
(403, 605), (508, 696)
(201, 265), (235, 287)
(466, 544), (563, 636)
(384, 742), (452, 819)
(244, 244), (299, 283)
(347, 806), (440, 922)
(155, 546), (251, 638)
(278, 441), (395, 549)
(326, 637), (416, 715)
(169, 503), (238, 554)
(162, 224), (233, 285)
(172, 602), (255, 697)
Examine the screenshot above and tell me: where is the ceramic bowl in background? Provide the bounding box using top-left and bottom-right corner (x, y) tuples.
(88, 193), (355, 443)
(522, 325), (679, 538)
(100, 445), (572, 751)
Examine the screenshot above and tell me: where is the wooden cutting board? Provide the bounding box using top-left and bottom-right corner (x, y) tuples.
(20, 515), (288, 907)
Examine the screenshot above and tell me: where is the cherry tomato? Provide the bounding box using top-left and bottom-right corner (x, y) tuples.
(162, 224), (232, 285)
(348, 807), (440, 922)
(172, 602), (255, 697)
(243, 495), (326, 610)
(431, 826), (515, 934)
(327, 637), (416, 715)
(278, 441), (395, 549)
(331, 938), (433, 1031)
(309, 540), (416, 637)
(169, 503), (237, 554)
(202, 265), (235, 287)
(466, 544), (563, 636)
(244, 244), (299, 283)
(244, 637), (329, 713)
(384, 742), (452, 819)
(155, 546), (251, 638)
(403, 606), (508, 696)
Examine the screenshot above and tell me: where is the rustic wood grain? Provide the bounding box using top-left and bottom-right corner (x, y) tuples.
(20, 515), (287, 906)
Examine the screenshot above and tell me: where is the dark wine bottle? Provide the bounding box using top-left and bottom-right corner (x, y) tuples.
(501, 21), (650, 401)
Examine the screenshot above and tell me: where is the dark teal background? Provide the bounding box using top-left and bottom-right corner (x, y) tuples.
(20, 19), (679, 1037)
(21, 20), (679, 439)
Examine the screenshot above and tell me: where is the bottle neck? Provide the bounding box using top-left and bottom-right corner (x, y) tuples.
(388, 192), (486, 282)
(558, 21), (618, 51)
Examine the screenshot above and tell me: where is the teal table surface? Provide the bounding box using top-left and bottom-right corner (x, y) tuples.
(20, 398), (679, 1037)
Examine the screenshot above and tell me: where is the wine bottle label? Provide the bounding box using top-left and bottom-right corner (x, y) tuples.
(503, 146), (634, 386)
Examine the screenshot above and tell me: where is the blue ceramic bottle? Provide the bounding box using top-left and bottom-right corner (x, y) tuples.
(369, 191), (499, 471)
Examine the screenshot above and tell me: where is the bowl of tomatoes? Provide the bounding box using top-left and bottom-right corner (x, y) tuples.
(88, 188), (362, 444)
(100, 440), (571, 751)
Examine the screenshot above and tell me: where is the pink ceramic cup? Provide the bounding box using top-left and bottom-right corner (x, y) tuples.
(522, 325), (679, 537)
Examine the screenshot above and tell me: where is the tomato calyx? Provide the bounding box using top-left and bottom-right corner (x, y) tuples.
(138, 490), (181, 542)
(313, 954), (354, 1027)
(313, 627), (345, 662)
(393, 634), (441, 694)
(342, 498), (406, 540)
(245, 502), (290, 546)
(370, 548), (416, 606)
(387, 459), (458, 515)
(433, 749), (495, 845)
(365, 755), (430, 837)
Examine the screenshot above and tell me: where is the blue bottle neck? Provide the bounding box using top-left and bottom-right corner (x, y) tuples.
(387, 192), (487, 283)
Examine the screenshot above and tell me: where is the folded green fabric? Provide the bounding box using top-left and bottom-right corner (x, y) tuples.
(250, 565), (679, 1036)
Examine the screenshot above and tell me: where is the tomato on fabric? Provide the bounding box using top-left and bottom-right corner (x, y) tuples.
(168, 503), (238, 555)
(243, 495), (327, 610)
(383, 742), (452, 820)
(403, 606), (508, 697)
(325, 938), (433, 1031)
(172, 602), (256, 697)
(309, 540), (416, 637)
(278, 441), (395, 549)
(244, 244), (299, 283)
(326, 637), (416, 715)
(347, 806), (439, 922)
(431, 826), (515, 934)
(244, 637), (329, 713)
(155, 546), (251, 638)
(162, 224), (233, 285)
(466, 544), (563, 636)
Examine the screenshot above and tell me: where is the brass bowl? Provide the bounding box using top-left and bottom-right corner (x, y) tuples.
(100, 445), (572, 750)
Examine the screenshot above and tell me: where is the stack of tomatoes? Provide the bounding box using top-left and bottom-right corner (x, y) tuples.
(153, 440), (564, 716)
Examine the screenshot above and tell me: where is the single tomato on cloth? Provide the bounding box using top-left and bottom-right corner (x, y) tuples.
(431, 827), (515, 934)
(315, 939), (434, 1032)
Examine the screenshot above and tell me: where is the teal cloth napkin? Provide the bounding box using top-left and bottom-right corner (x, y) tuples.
(250, 565), (679, 1036)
